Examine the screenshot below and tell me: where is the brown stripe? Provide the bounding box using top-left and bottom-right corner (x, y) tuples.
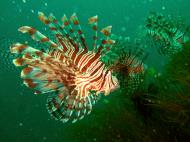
(84, 52), (100, 69)
(40, 38), (49, 42)
(90, 62), (104, 76)
(58, 38), (68, 52)
(93, 25), (97, 31)
(73, 20), (79, 25)
(93, 36), (97, 40)
(24, 79), (37, 88)
(11, 44), (27, 53)
(22, 67), (33, 75)
(99, 70), (109, 89)
(53, 19), (58, 23)
(64, 21), (69, 26)
(50, 27), (57, 31)
(15, 58), (24, 66)
(28, 28), (36, 35)
(24, 52), (33, 59)
(35, 51), (43, 57)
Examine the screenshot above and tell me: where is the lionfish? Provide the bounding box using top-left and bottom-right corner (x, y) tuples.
(10, 12), (119, 123)
(144, 12), (189, 55)
(101, 36), (147, 93)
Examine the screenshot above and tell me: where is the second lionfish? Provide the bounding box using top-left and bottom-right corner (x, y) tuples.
(10, 12), (119, 123)
(144, 12), (190, 56)
(101, 36), (147, 93)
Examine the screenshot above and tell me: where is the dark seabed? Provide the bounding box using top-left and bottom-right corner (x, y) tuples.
(0, 0), (190, 142)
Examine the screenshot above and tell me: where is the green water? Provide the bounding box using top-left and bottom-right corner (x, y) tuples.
(0, 0), (190, 142)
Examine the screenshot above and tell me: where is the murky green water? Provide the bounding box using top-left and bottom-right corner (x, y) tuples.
(0, 0), (190, 142)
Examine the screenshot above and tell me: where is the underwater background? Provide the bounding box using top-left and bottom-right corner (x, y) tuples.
(0, 0), (190, 142)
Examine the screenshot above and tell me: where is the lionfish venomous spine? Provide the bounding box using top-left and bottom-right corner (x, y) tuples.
(10, 12), (119, 123)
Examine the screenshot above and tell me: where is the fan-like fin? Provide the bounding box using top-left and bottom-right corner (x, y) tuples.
(48, 13), (79, 50)
(38, 12), (63, 38)
(10, 43), (76, 94)
(38, 12), (79, 55)
(18, 26), (58, 49)
(46, 87), (96, 123)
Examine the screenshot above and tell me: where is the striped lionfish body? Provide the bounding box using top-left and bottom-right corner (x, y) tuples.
(145, 12), (189, 55)
(10, 12), (119, 123)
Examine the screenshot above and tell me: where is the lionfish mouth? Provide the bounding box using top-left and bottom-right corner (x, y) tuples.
(10, 11), (119, 123)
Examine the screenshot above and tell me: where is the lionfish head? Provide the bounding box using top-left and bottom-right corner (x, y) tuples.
(103, 71), (119, 96)
(110, 75), (120, 91)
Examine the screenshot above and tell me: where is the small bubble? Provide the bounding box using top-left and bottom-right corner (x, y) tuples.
(42, 136), (47, 141)
(12, 1), (15, 4)
(22, 0), (26, 3)
(124, 16), (130, 22)
(19, 122), (23, 127)
(103, 99), (109, 104)
(162, 6), (166, 10)
(112, 12), (117, 16)
(121, 27), (126, 32)
(31, 9), (34, 13)
(124, 36), (130, 41)
(153, 129), (156, 133)
(19, 8), (22, 13)
(0, 17), (4, 21)
(44, 3), (48, 6)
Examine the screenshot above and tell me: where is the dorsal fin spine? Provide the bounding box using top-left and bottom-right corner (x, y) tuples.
(97, 26), (115, 54)
(70, 13), (88, 51)
(88, 15), (98, 52)
(61, 14), (78, 48)
(18, 26), (58, 50)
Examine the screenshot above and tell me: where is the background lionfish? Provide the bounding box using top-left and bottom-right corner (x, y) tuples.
(144, 12), (190, 56)
(10, 12), (119, 123)
(101, 36), (147, 94)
